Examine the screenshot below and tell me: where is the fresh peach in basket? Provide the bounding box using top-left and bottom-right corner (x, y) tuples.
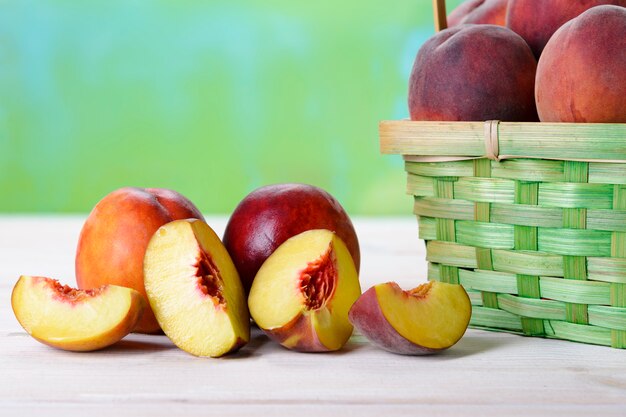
(349, 281), (471, 355)
(76, 187), (204, 334)
(535, 5), (626, 123)
(223, 183), (360, 295)
(12, 276), (145, 351)
(506, 0), (626, 58)
(408, 24), (538, 122)
(447, 0), (509, 27)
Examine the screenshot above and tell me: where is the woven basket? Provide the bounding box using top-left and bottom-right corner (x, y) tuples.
(380, 120), (626, 348)
(380, 0), (626, 348)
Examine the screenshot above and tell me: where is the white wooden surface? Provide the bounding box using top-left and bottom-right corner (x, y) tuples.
(1, 216), (626, 416)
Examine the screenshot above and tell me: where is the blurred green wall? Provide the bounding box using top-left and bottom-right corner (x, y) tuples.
(0, 0), (463, 214)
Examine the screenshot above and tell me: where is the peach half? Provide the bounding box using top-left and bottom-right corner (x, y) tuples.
(143, 219), (249, 358)
(349, 281), (471, 355)
(11, 276), (145, 352)
(248, 229), (362, 352)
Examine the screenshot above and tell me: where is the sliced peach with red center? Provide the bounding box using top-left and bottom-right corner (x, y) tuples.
(248, 229), (361, 352)
(349, 281), (471, 355)
(143, 219), (249, 358)
(11, 276), (145, 352)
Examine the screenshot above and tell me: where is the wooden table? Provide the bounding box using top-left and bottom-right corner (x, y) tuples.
(1, 216), (625, 416)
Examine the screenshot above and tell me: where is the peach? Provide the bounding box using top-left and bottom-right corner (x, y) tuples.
(75, 187), (204, 334)
(11, 276), (145, 352)
(408, 24), (538, 122)
(506, 0), (626, 58)
(448, 0), (509, 27)
(223, 184), (360, 295)
(348, 281), (471, 355)
(143, 219), (249, 357)
(535, 5), (626, 123)
(248, 230), (361, 352)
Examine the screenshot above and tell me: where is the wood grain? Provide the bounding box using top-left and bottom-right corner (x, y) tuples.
(433, 0), (448, 32)
(1, 216), (625, 416)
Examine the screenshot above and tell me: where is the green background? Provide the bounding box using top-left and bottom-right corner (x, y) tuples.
(1, 0), (464, 215)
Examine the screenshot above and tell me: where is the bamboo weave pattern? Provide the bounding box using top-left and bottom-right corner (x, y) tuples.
(380, 121), (626, 348)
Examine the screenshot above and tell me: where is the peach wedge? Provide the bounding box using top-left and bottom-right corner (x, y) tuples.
(11, 276), (145, 352)
(349, 281), (471, 355)
(248, 229), (362, 352)
(143, 219), (250, 358)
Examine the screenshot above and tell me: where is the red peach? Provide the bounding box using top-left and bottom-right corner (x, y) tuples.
(409, 24), (538, 122)
(75, 187), (204, 334)
(448, 0), (509, 27)
(506, 0), (626, 58)
(535, 5), (626, 122)
(223, 184), (360, 295)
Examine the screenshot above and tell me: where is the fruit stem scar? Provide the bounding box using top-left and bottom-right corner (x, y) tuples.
(194, 250), (225, 306)
(299, 245), (337, 310)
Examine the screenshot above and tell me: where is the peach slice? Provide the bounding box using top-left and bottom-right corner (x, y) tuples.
(76, 187), (205, 334)
(349, 281), (471, 355)
(11, 276), (145, 352)
(248, 229), (361, 352)
(143, 219), (249, 358)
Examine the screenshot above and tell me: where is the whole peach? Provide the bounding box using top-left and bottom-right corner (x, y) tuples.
(535, 5), (626, 122)
(223, 184), (360, 295)
(448, 0), (509, 27)
(408, 24), (538, 122)
(506, 0), (626, 58)
(75, 187), (204, 333)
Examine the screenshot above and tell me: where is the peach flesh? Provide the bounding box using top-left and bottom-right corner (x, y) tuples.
(349, 282), (471, 355)
(51, 280), (103, 303)
(262, 249), (339, 352)
(12, 276), (145, 352)
(299, 247), (337, 311)
(143, 219), (250, 357)
(195, 250), (225, 305)
(349, 284), (439, 355)
(408, 282), (431, 298)
(248, 229), (361, 353)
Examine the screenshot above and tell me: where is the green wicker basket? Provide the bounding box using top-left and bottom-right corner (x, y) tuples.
(380, 120), (626, 348)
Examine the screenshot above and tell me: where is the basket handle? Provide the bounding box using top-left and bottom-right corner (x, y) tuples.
(433, 0), (448, 32)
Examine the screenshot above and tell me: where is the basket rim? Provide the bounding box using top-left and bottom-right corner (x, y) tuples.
(379, 120), (626, 163)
